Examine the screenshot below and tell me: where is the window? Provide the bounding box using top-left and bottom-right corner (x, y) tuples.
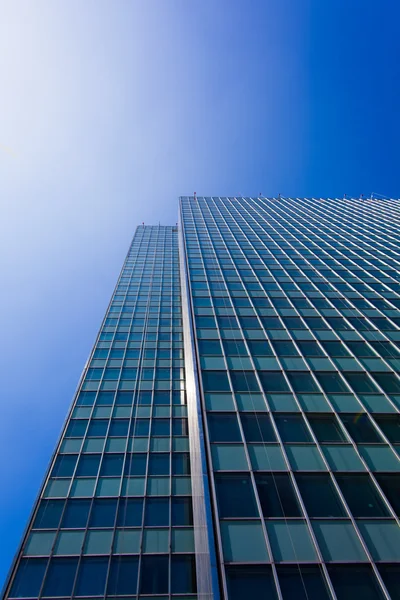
(342, 373), (380, 394)
(255, 473), (301, 517)
(62, 499), (91, 528)
(371, 372), (400, 394)
(76, 454), (101, 477)
(287, 372), (320, 393)
(226, 566), (278, 600)
(89, 499), (118, 527)
(144, 498), (169, 526)
(198, 339), (223, 355)
(208, 413), (241, 442)
(373, 416), (400, 443)
(335, 475), (389, 517)
(247, 340), (274, 356)
(340, 414), (383, 444)
(223, 340), (249, 356)
(107, 557), (139, 595)
(296, 341), (325, 357)
(258, 371), (290, 393)
(10, 559), (47, 598)
(328, 565), (385, 600)
(215, 474), (259, 517)
(51, 455), (78, 477)
(308, 416), (346, 443)
(277, 565), (331, 600)
(171, 555), (197, 593)
(272, 341), (300, 356)
(140, 555), (169, 594)
(124, 453), (147, 476)
(202, 370), (230, 392)
(34, 500), (64, 529)
(295, 474), (346, 517)
(74, 557), (108, 596)
(240, 414), (276, 442)
(230, 370), (260, 392)
(314, 372), (350, 393)
(172, 497), (193, 525)
(375, 475), (400, 516)
(117, 498), (143, 526)
(100, 454), (124, 476)
(275, 415), (312, 442)
(42, 558), (78, 597)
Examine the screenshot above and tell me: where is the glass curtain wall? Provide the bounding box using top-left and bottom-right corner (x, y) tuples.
(180, 196), (400, 600)
(4, 225), (197, 600)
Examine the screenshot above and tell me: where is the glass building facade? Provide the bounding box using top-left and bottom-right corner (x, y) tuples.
(3, 197), (400, 600)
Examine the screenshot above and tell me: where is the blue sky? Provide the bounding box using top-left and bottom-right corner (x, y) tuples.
(1, 0), (399, 583)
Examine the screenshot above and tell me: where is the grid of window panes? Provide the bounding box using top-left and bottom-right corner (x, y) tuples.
(180, 196), (400, 600)
(5, 226), (197, 600)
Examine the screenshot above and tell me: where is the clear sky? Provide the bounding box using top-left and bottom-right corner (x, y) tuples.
(1, 0), (399, 584)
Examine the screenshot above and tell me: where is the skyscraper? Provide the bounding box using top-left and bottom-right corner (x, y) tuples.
(3, 197), (400, 600)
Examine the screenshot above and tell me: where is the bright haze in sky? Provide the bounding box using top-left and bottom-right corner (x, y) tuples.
(0, 0), (399, 584)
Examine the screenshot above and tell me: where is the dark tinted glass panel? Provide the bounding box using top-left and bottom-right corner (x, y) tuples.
(215, 474), (258, 517)
(371, 373), (400, 394)
(255, 474), (301, 517)
(226, 566), (278, 600)
(340, 414), (382, 443)
(51, 454), (78, 477)
(272, 341), (300, 356)
(208, 414), (241, 442)
(89, 499), (118, 527)
(42, 558), (78, 597)
(240, 414), (276, 442)
(320, 341), (351, 357)
(171, 555), (197, 593)
(140, 556), (169, 594)
(373, 416), (400, 443)
(277, 565), (331, 600)
(87, 420), (108, 437)
(375, 475), (400, 516)
(62, 499), (91, 529)
(109, 420), (129, 436)
(117, 498), (144, 526)
(124, 454), (147, 475)
(172, 453), (190, 475)
(275, 415), (312, 442)
(223, 340), (248, 356)
(230, 371), (260, 392)
(378, 565), (400, 600)
(296, 341), (325, 357)
(144, 498), (169, 526)
(9, 559), (47, 598)
(247, 340), (274, 356)
(65, 419), (88, 437)
(315, 373), (350, 393)
(172, 497), (193, 525)
(328, 565), (385, 600)
(100, 454), (124, 476)
(198, 340), (223, 355)
(343, 373), (380, 394)
(202, 371), (231, 392)
(76, 454), (101, 476)
(308, 416), (346, 443)
(74, 557), (108, 596)
(34, 500), (64, 529)
(259, 371), (290, 393)
(335, 475), (389, 517)
(107, 557), (139, 595)
(296, 474), (346, 517)
(148, 454), (170, 475)
(287, 372), (320, 393)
